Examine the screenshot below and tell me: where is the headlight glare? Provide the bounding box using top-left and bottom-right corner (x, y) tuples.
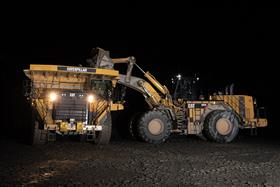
(87, 95), (94, 103)
(49, 92), (57, 102)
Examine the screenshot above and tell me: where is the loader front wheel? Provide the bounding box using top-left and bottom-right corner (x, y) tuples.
(137, 111), (171, 144)
(203, 110), (239, 143)
(94, 112), (112, 145)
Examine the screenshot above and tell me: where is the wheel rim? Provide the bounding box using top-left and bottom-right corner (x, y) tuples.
(148, 119), (164, 135)
(216, 118), (233, 135)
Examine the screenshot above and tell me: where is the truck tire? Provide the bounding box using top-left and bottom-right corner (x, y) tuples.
(128, 112), (143, 141)
(28, 109), (47, 145)
(95, 112), (112, 145)
(137, 111), (171, 144)
(203, 110), (239, 143)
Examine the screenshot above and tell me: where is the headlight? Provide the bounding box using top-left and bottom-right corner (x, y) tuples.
(176, 74), (182, 80)
(49, 92), (57, 102)
(87, 94), (94, 103)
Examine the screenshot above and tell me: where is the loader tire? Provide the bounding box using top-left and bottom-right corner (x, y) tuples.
(137, 111), (171, 144)
(203, 110), (239, 143)
(95, 112), (112, 145)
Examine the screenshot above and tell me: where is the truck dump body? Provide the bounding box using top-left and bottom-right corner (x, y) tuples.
(24, 64), (119, 89)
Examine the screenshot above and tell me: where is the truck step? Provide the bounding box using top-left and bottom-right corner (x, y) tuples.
(86, 132), (95, 141)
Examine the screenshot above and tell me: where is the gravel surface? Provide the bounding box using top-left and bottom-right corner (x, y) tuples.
(1, 136), (280, 186)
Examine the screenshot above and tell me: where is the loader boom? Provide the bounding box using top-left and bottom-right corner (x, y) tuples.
(111, 56), (173, 108)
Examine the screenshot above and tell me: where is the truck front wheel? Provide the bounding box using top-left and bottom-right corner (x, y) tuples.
(94, 112), (112, 145)
(28, 108), (47, 145)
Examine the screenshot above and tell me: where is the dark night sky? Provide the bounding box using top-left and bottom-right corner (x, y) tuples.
(1, 2), (279, 137)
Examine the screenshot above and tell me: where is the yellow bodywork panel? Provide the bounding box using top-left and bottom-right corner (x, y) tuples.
(110, 103), (124, 111)
(244, 96), (254, 119)
(142, 81), (162, 106)
(211, 95), (255, 120)
(24, 64), (119, 90)
(30, 64), (58, 71)
(28, 64), (119, 77)
(34, 99), (47, 120)
(60, 122), (68, 132)
(220, 95), (240, 114)
(76, 122), (83, 133)
(210, 95), (267, 127)
(33, 99), (54, 126)
(249, 118), (268, 127)
(89, 99), (122, 117)
(256, 118), (268, 127)
(59, 122), (84, 133)
(186, 104), (208, 134)
(144, 72), (167, 95)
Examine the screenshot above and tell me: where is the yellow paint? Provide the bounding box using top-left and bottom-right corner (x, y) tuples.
(30, 64), (58, 71)
(256, 118), (268, 127)
(144, 72), (167, 95)
(76, 122), (83, 133)
(110, 103), (124, 111)
(60, 122), (68, 132)
(26, 64), (119, 77)
(95, 68), (119, 77)
(210, 95), (268, 128)
(142, 81), (162, 105)
(96, 109), (108, 125)
(244, 96), (254, 119)
(112, 80), (117, 87)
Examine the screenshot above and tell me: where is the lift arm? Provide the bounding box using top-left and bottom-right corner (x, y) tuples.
(118, 74), (163, 108)
(111, 57), (173, 108)
(112, 57), (170, 95)
(112, 57), (135, 83)
(89, 48), (172, 108)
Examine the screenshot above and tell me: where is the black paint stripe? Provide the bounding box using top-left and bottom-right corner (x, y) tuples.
(57, 66), (96, 73)
(87, 68), (96, 72)
(58, 66), (67, 71)
(239, 96), (245, 118)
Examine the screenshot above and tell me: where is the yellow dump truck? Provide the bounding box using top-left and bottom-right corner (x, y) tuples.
(24, 62), (124, 144)
(24, 47), (267, 144)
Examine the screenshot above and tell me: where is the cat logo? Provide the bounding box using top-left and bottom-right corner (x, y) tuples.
(188, 103), (195, 108)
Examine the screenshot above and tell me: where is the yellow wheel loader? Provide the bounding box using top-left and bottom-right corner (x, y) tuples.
(91, 48), (268, 143)
(24, 47), (268, 144)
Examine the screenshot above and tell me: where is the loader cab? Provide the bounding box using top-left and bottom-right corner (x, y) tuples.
(172, 74), (200, 100)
